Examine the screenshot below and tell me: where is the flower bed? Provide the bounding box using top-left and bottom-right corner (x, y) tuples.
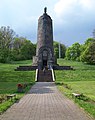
(17, 83), (28, 93)
(17, 83), (24, 93)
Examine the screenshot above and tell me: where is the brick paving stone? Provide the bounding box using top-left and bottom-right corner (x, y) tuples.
(0, 82), (94, 120)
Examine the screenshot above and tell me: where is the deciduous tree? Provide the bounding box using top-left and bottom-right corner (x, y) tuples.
(80, 42), (95, 64)
(66, 42), (81, 61)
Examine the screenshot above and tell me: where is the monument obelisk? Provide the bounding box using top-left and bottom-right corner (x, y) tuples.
(15, 8), (73, 72)
(33, 7), (56, 69)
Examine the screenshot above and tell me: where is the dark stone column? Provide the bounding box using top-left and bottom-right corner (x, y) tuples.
(36, 12), (54, 57)
(32, 8), (56, 68)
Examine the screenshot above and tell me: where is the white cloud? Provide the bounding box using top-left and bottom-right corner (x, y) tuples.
(53, 0), (95, 45)
(53, 0), (95, 27)
(0, 0), (95, 45)
(54, 0), (95, 17)
(54, 0), (76, 16)
(79, 0), (95, 10)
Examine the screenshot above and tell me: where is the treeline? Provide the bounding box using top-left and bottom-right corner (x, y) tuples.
(0, 26), (66, 63)
(54, 38), (95, 65)
(0, 26), (95, 65)
(65, 38), (95, 64)
(0, 26), (36, 63)
(54, 41), (66, 58)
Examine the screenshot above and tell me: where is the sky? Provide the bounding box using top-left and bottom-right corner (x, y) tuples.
(0, 0), (95, 46)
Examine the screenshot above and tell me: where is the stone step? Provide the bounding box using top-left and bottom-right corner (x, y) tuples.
(37, 70), (53, 82)
(15, 65), (73, 71)
(53, 65), (73, 70)
(15, 66), (37, 71)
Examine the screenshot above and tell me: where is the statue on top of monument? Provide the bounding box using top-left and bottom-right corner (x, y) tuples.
(44, 7), (47, 14)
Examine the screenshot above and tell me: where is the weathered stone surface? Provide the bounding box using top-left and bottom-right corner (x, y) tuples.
(36, 13), (53, 56)
(53, 65), (73, 70)
(37, 70), (53, 82)
(32, 8), (56, 69)
(15, 8), (73, 71)
(15, 66), (37, 71)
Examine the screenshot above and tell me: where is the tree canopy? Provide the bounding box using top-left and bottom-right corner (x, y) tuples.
(0, 26), (36, 63)
(80, 39), (95, 64)
(0, 26), (95, 65)
(65, 42), (81, 61)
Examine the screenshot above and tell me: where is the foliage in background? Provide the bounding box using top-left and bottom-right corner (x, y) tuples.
(0, 26), (67, 63)
(1, 26), (95, 65)
(12, 37), (36, 61)
(65, 42), (81, 61)
(0, 26), (15, 63)
(80, 38), (95, 64)
(65, 38), (95, 65)
(54, 41), (66, 58)
(0, 26), (36, 63)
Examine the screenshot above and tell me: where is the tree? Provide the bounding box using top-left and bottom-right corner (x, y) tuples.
(13, 37), (24, 49)
(0, 26), (15, 62)
(80, 42), (95, 64)
(65, 47), (72, 60)
(20, 40), (36, 60)
(0, 26), (36, 62)
(84, 38), (95, 46)
(80, 38), (95, 64)
(60, 43), (66, 58)
(65, 42), (81, 61)
(0, 26), (15, 49)
(12, 37), (36, 61)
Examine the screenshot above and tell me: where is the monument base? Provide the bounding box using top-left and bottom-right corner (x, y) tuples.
(15, 64), (73, 71)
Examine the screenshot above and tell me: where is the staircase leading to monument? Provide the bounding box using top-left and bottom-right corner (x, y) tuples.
(37, 70), (53, 82)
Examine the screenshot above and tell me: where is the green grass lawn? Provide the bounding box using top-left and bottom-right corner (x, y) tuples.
(0, 60), (35, 94)
(0, 59), (95, 118)
(55, 59), (95, 118)
(0, 60), (35, 113)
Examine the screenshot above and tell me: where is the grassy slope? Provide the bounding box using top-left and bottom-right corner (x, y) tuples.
(55, 59), (95, 118)
(0, 59), (95, 117)
(0, 60), (35, 94)
(0, 60), (35, 113)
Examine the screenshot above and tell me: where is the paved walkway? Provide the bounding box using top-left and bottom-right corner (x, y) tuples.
(0, 82), (94, 120)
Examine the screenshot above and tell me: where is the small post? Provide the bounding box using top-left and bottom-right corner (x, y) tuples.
(93, 29), (95, 39)
(59, 42), (61, 58)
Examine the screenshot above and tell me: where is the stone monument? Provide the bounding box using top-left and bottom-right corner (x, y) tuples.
(15, 7), (73, 72)
(32, 7), (56, 70)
